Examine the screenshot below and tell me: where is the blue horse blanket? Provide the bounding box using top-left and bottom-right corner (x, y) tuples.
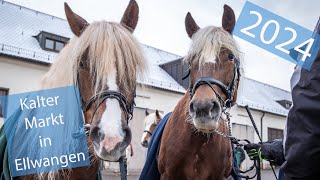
(139, 112), (171, 180)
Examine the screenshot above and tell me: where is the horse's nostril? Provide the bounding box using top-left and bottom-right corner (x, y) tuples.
(210, 101), (220, 114)
(211, 101), (218, 109)
(190, 99), (220, 118)
(190, 101), (195, 113)
(90, 127), (105, 143)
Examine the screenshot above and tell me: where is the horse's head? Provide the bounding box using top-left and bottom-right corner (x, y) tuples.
(64, 0), (145, 162)
(184, 5), (241, 133)
(141, 109), (163, 148)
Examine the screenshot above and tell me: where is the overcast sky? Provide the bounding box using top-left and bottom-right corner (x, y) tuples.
(5, 0), (320, 91)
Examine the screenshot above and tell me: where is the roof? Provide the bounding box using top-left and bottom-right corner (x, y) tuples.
(237, 77), (292, 116)
(0, 0), (185, 93)
(140, 46), (185, 93)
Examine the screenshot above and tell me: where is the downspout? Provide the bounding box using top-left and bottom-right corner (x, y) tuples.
(260, 112), (265, 141)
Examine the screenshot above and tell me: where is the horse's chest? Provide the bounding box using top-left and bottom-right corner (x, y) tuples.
(189, 152), (228, 177)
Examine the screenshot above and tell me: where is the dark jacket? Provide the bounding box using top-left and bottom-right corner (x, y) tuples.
(281, 49), (320, 180)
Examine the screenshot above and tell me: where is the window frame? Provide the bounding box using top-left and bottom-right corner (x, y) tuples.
(35, 31), (69, 53)
(44, 38), (65, 52)
(0, 88), (9, 118)
(267, 127), (284, 142)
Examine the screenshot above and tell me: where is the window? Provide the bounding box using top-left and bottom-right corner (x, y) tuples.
(0, 88), (9, 117)
(44, 38), (65, 52)
(35, 31), (69, 52)
(45, 39), (54, 49)
(285, 102), (291, 109)
(55, 41), (64, 51)
(276, 100), (292, 110)
(268, 128), (283, 141)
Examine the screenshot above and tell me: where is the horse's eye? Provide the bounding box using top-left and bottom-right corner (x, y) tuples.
(228, 54), (235, 61)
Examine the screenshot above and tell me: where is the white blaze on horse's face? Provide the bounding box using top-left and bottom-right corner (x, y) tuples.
(141, 111), (163, 148)
(141, 114), (156, 146)
(92, 69), (126, 161)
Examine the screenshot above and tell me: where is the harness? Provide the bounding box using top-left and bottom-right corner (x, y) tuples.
(76, 70), (135, 180)
(182, 57), (276, 180)
(186, 58), (241, 108)
(76, 70), (135, 132)
(183, 55), (241, 138)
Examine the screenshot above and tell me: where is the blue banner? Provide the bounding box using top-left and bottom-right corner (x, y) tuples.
(233, 1), (320, 70)
(1, 86), (90, 177)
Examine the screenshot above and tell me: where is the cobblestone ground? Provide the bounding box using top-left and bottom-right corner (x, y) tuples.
(102, 169), (280, 180)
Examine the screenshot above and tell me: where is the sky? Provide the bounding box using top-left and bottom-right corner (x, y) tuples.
(5, 0), (320, 91)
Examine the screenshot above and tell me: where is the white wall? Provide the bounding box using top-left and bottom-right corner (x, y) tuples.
(135, 86), (184, 114)
(0, 56), (49, 125)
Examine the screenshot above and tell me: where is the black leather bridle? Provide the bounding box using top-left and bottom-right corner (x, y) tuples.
(184, 56), (241, 108)
(76, 71), (135, 132)
(83, 90), (135, 123)
(143, 130), (153, 136)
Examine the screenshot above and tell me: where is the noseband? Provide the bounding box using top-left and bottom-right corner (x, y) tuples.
(84, 90), (135, 123)
(184, 58), (240, 108)
(76, 71), (135, 135)
(143, 130), (153, 136)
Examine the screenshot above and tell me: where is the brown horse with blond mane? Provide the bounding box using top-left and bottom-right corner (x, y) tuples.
(158, 5), (241, 180)
(18, 0), (146, 179)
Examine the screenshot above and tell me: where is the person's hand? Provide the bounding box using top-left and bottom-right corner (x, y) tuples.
(244, 139), (285, 166)
(244, 143), (261, 160)
(259, 139), (285, 166)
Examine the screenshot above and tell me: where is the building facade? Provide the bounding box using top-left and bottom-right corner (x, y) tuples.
(0, 0), (291, 174)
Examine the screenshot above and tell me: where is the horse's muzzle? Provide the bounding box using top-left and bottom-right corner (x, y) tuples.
(91, 126), (132, 161)
(189, 99), (221, 120)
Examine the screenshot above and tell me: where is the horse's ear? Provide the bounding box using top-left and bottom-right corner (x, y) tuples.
(64, 3), (88, 37)
(155, 110), (161, 119)
(121, 0), (139, 32)
(222, 4), (235, 34)
(145, 109), (149, 116)
(185, 12), (200, 38)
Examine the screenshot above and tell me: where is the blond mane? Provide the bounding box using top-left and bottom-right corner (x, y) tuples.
(183, 26), (241, 66)
(40, 21), (145, 96)
(35, 21), (145, 180)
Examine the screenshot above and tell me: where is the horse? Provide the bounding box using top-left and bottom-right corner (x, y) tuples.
(141, 109), (164, 148)
(157, 5), (241, 180)
(18, 0), (146, 179)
